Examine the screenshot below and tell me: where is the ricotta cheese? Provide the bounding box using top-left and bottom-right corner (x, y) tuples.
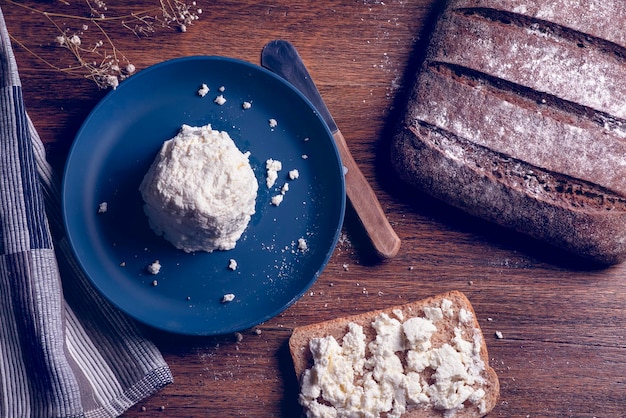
(147, 260), (161, 275)
(139, 124), (258, 253)
(288, 169), (300, 180)
(228, 258), (237, 271)
(221, 293), (235, 303)
(197, 83), (209, 97)
(270, 194), (284, 206)
(299, 300), (488, 418)
(265, 158), (282, 188)
(97, 202), (108, 214)
(214, 95), (226, 105)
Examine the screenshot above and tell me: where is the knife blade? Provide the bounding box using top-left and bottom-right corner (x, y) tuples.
(261, 40), (401, 258)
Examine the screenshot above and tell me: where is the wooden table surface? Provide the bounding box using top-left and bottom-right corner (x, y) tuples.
(4, 1), (625, 417)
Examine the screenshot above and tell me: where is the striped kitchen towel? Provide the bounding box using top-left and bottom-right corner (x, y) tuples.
(0, 7), (173, 418)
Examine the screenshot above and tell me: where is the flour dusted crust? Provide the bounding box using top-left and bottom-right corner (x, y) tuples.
(391, 0), (626, 264)
(289, 291), (499, 417)
(139, 124), (258, 253)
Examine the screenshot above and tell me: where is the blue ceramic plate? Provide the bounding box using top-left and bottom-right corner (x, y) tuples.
(63, 56), (345, 335)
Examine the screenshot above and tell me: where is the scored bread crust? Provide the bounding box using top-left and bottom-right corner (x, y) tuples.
(391, 0), (626, 264)
(289, 291), (500, 417)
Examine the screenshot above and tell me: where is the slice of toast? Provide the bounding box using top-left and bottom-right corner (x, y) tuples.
(289, 291), (499, 417)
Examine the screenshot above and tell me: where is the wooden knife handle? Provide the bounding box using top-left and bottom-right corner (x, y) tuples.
(333, 129), (401, 258)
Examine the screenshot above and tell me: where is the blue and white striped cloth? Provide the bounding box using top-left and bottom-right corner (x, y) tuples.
(0, 7), (172, 417)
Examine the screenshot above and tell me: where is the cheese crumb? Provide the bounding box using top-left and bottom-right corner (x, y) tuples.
(270, 194), (284, 206)
(423, 306), (444, 323)
(441, 298), (454, 317)
(97, 202), (108, 213)
(269, 118), (278, 128)
(221, 293), (235, 303)
(147, 260), (161, 275)
(297, 238), (307, 251)
(197, 83), (209, 97)
(214, 95), (226, 105)
(228, 259), (237, 271)
(265, 158), (282, 188)
(459, 308), (474, 324)
(288, 169), (299, 180)
(242, 101), (252, 109)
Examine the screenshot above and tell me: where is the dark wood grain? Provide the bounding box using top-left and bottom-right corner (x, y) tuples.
(3, 1), (625, 417)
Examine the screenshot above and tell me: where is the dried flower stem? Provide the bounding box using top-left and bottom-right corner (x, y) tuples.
(8, 34), (74, 75)
(6, 0), (202, 89)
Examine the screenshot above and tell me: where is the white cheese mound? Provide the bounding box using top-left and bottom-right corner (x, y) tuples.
(299, 299), (487, 418)
(139, 124), (258, 253)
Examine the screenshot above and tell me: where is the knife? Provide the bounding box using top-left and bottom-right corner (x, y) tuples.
(261, 40), (401, 259)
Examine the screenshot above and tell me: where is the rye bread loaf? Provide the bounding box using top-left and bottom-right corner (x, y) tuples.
(289, 291), (499, 417)
(391, 0), (626, 264)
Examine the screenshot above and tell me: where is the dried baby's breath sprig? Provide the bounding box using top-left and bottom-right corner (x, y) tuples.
(122, 1), (202, 36)
(84, 0), (108, 19)
(159, 0), (202, 33)
(7, 0), (202, 89)
(50, 16), (134, 89)
(122, 13), (159, 37)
